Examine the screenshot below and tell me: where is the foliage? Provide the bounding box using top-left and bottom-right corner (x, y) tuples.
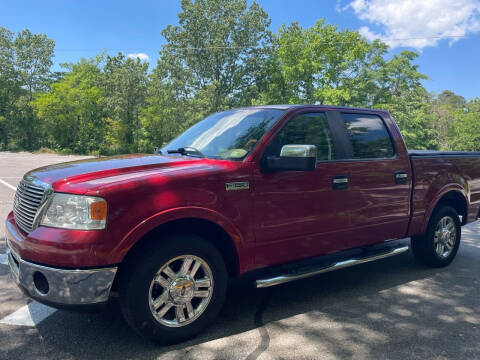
(14, 29), (55, 99)
(446, 97), (480, 151)
(261, 19), (389, 106)
(0, 27), (55, 151)
(32, 58), (106, 154)
(0, 1), (479, 155)
(156, 0), (272, 113)
(103, 53), (148, 153)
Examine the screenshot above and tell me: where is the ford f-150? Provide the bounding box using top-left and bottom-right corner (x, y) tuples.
(5, 105), (480, 343)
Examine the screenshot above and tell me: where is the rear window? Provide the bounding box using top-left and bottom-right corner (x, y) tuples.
(341, 113), (395, 159)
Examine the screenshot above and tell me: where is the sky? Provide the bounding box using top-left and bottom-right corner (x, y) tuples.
(1, 0), (479, 99)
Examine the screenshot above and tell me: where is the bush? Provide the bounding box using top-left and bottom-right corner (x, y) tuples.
(34, 147), (56, 154)
(59, 148), (73, 155)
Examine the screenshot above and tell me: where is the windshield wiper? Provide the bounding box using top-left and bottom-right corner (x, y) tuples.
(166, 147), (205, 158)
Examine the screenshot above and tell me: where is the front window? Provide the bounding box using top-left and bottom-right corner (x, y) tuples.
(263, 112), (336, 161)
(161, 108), (286, 161)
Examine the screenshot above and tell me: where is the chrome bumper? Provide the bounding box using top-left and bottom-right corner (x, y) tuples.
(6, 245), (117, 306)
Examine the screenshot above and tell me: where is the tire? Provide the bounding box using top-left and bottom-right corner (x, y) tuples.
(119, 233), (228, 344)
(411, 205), (461, 267)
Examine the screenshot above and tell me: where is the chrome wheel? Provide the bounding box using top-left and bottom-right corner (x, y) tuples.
(433, 216), (457, 258)
(148, 255), (214, 327)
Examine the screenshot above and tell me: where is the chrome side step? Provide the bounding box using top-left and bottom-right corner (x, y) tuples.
(255, 245), (409, 288)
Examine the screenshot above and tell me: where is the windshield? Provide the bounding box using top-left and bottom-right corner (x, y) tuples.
(161, 108), (286, 161)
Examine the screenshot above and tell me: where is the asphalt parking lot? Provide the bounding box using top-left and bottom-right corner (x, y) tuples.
(0, 151), (479, 360)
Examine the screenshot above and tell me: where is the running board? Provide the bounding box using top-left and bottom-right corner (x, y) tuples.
(255, 245), (409, 288)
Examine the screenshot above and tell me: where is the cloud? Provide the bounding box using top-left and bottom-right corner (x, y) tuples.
(127, 53), (150, 61)
(342, 0), (480, 49)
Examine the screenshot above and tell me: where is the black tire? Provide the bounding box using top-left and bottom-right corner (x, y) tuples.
(411, 205), (461, 267)
(119, 233), (228, 344)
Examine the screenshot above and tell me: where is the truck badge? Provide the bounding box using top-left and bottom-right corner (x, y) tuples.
(225, 182), (249, 191)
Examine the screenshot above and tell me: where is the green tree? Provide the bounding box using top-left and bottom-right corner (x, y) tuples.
(448, 98), (480, 151)
(372, 51), (434, 150)
(0, 28), (55, 151)
(438, 90), (466, 109)
(428, 90), (468, 150)
(156, 0), (272, 114)
(259, 19), (388, 106)
(103, 53), (148, 152)
(14, 29), (55, 100)
(12, 29), (55, 150)
(32, 58), (106, 154)
(0, 27), (19, 149)
(140, 75), (191, 152)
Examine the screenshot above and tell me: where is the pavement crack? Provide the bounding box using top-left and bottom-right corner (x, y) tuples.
(246, 289), (272, 360)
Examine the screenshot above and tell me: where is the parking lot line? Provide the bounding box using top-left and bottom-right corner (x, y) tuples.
(0, 301), (57, 327)
(0, 179), (16, 191)
(0, 254), (6, 265)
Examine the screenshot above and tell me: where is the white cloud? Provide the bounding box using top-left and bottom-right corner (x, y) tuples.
(343, 0), (480, 49)
(127, 53), (150, 61)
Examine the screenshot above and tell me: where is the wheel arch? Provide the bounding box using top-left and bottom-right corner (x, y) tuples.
(123, 218), (240, 276)
(114, 208), (244, 282)
(422, 188), (468, 233)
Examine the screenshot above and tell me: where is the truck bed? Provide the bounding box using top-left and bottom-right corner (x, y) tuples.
(408, 150), (480, 235)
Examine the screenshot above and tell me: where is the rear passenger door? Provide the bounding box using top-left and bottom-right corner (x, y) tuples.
(327, 111), (411, 248)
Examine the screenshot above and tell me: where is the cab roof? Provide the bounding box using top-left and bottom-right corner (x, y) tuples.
(246, 104), (387, 113)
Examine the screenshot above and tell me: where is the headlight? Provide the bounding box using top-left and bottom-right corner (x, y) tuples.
(40, 193), (107, 230)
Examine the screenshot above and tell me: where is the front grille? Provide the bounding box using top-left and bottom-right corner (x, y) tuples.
(13, 179), (47, 233)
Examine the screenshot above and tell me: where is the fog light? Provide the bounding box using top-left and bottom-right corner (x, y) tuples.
(33, 271), (49, 295)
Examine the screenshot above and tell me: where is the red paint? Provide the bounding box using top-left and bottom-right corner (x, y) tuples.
(409, 156), (480, 234)
(5, 106), (480, 275)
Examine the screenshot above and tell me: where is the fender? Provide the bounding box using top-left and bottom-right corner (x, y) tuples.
(111, 206), (248, 269)
(420, 184), (469, 233)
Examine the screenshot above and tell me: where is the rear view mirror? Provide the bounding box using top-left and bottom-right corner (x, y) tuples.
(262, 144), (317, 172)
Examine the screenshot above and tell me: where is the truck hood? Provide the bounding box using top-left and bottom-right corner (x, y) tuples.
(26, 154), (213, 194)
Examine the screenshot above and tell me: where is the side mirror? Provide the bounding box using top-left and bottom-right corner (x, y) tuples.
(263, 145), (317, 172)
(280, 144), (317, 158)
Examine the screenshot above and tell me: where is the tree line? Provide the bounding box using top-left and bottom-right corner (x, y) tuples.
(0, 0), (479, 155)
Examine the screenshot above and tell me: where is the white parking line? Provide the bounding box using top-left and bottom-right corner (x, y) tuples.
(0, 253), (7, 265)
(0, 179), (16, 191)
(0, 301), (57, 327)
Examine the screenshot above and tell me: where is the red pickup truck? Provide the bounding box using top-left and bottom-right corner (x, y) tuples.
(5, 105), (480, 343)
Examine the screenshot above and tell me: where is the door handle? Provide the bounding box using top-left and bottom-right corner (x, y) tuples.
(395, 171), (408, 184)
(332, 175), (349, 190)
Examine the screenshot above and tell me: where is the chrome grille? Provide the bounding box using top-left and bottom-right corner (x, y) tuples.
(13, 179), (48, 233)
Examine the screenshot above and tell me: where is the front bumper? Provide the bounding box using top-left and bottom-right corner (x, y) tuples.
(6, 244), (117, 307)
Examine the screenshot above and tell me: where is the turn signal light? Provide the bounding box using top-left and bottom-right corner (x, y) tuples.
(90, 200), (107, 221)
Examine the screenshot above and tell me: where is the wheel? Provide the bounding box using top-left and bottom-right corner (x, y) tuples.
(411, 205), (461, 267)
(119, 233), (228, 344)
